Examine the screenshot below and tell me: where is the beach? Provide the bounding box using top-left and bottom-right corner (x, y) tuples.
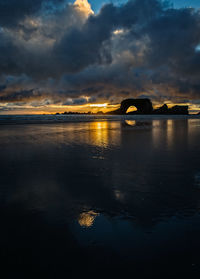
(0, 115), (200, 277)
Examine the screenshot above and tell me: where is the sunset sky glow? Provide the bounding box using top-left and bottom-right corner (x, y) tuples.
(0, 0), (200, 114)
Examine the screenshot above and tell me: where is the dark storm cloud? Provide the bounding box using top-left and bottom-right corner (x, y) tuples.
(0, 0), (200, 105)
(0, 89), (43, 102)
(53, 0), (165, 73)
(0, 0), (65, 27)
(144, 8), (200, 72)
(0, 85), (6, 92)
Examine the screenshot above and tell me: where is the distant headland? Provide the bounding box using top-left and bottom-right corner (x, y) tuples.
(107, 98), (189, 115)
(55, 98), (191, 115)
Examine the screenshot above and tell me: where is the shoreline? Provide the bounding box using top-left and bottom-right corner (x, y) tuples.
(0, 114), (199, 125)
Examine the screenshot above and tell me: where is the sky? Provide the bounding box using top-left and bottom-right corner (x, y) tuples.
(89, 1), (200, 12)
(0, 0), (200, 114)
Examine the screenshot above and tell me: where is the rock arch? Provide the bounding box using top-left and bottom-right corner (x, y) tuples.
(120, 99), (153, 114)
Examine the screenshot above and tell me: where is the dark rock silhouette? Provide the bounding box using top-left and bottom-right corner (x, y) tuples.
(108, 98), (153, 114)
(121, 98), (153, 114)
(153, 104), (188, 115)
(167, 105), (188, 115)
(108, 98), (189, 115)
(153, 104), (168, 114)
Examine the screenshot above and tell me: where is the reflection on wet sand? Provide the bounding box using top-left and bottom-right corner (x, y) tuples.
(0, 121), (121, 148)
(152, 119), (189, 150)
(0, 118), (200, 277)
(0, 119), (193, 151)
(1, 119), (199, 223)
(87, 121), (121, 147)
(78, 211), (99, 228)
(124, 120), (136, 126)
(166, 119), (173, 148)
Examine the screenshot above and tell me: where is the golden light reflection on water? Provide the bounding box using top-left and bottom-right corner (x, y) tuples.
(0, 121), (121, 148)
(152, 120), (174, 147)
(1, 119), (193, 152)
(152, 119), (189, 149)
(89, 121), (110, 147)
(66, 121), (121, 148)
(125, 120), (136, 126)
(152, 120), (162, 147)
(78, 211), (99, 228)
(166, 120), (174, 148)
(188, 119), (200, 146)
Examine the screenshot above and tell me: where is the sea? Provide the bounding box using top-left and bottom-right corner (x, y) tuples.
(0, 114), (200, 278)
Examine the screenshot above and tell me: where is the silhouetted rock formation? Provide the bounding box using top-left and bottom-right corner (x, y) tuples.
(108, 98), (189, 115)
(153, 104), (168, 114)
(121, 98), (153, 114)
(108, 98), (153, 115)
(168, 105), (188, 115)
(153, 104), (188, 115)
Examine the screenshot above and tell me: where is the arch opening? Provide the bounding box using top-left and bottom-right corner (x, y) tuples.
(126, 106), (138, 114)
(120, 99), (153, 115)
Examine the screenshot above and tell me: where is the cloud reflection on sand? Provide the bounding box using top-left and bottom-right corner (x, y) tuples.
(0, 121), (121, 148)
(0, 118), (199, 224)
(78, 211), (99, 228)
(1, 118), (200, 276)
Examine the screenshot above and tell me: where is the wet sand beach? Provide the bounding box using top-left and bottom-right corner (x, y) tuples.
(0, 116), (200, 278)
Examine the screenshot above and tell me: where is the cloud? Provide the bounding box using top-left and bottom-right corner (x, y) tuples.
(0, 0), (200, 107)
(73, 0), (94, 17)
(0, 89), (39, 102)
(0, 0), (66, 28)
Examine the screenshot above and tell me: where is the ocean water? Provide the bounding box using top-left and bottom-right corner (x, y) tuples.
(0, 115), (200, 278)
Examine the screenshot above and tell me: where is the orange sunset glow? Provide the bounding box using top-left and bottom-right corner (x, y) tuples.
(0, 101), (199, 115)
(1, 0), (200, 277)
